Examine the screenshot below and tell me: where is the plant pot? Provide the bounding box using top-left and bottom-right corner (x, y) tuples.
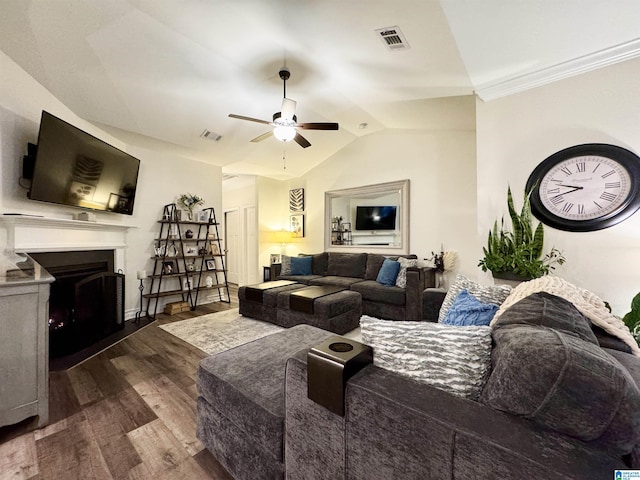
(491, 271), (532, 287)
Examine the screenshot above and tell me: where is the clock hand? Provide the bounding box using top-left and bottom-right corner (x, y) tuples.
(558, 184), (584, 189)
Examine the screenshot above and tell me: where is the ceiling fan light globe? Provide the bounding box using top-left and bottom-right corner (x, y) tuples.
(273, 125), (296, 142)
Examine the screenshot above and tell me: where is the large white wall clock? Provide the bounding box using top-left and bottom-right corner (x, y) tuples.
(526, 143), (640, 232)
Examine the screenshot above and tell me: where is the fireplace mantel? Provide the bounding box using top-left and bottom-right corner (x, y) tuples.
(0, 215), (135, 270)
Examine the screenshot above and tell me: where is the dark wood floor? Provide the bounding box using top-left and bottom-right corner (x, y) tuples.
(0, 286), (239, 480)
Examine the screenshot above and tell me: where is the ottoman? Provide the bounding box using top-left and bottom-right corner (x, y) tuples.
(238, 280), (306, 324)
(196, 324), (334, 480)
(277, 285), (362, 334)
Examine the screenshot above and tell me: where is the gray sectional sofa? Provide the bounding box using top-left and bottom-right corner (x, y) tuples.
(274, 252), (435, 320)
(197, 286), (640, 479)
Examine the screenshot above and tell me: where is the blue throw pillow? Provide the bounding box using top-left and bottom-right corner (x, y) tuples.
(376, 258), (401, 286)
(290, 255), (313, 275)
(441, 289), (499, 326)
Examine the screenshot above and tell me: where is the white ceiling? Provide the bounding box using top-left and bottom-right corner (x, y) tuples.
(1, 1), (639, 180)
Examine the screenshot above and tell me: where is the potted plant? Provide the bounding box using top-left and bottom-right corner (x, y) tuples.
(478, 187), (565, 282)
(177, 193), (204, 220)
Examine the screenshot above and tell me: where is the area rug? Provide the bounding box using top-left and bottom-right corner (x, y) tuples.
(159, 309), (285, 355)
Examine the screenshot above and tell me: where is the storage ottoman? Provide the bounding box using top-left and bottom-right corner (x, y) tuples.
(276, 286), (362, 334)
(196, 324), (334, 480)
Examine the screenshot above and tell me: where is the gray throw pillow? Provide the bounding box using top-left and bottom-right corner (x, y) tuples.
(438, 274), (512, 322)
(481, 325), (640, 453)
(281, 255), (292, 275)
(395, 257), (417, 288)
(360, 315), (492, 400)
(492, 292), (598, 345)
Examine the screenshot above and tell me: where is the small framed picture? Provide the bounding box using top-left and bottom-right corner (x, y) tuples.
(206, 259), (217, 271)
(162, 260), (176, 275)
(199, 210), (210, 222)
(186, 246), (198, 256)
(270, 254), (281, 265)
(182, 276), (194, 291)
(210, 243), (220, 255)
(290, 214), (305, 238)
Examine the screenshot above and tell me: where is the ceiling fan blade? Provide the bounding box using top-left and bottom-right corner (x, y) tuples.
(229, 114), (272, 125)
(294, 132), (311, 148)
(296, 122), (339, 130)
(281, 98), (297, 121)
(250, 131), (273, 143)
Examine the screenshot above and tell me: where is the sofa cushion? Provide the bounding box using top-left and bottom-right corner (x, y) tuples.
(481, 324), (640, 453)
(395, 257), (417, 288)
(439, 274), (512, 322)
(360, 316), (492, 400)
(327, 252), (367, 278)
(290, 256), (313, 275)
(277, 275), (320, 285)
(309, 276), (365, 288)
(364, 254), (395, 280)
(281, 255), (292, 275)
(376, 258), (401, 286)
(492, 292), (598, 345)
(299, 252), (328, 276)
(595, 325), (633, 354)
(441, 289), (499, 326)
(351, 280), (406, 306)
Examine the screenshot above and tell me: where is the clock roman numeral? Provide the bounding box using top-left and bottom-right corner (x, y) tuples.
(592, 163), (601, 173)
(601, 170), (615, 179)
(575, 161), (586, 172)
(577, 204), (585, 214)
(600, 191), (617, 202)
(593, 200), (603, 210)
(550, 195), (564, 205)
(560, 166), (572, 176)
(605, 181), (621, 188)
(562, 202), (574, 213)
(547, 188), (560, 194)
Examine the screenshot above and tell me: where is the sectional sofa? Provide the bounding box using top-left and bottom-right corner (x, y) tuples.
(273, 251), (436, 320)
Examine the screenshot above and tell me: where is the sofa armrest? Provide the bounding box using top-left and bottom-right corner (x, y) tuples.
(405, 267), (436, 319)
(422, 287), (447, 321)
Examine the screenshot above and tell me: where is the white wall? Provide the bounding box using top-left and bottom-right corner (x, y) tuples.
(281, 95), (478, 283)
(476, 56), (640, 315)
(0, 50), (223, 318)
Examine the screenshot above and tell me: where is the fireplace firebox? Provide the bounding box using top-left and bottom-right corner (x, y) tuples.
(29, 250), (124, 358)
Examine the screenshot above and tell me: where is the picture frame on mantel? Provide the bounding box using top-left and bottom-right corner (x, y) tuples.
(290, 214), (304, 238)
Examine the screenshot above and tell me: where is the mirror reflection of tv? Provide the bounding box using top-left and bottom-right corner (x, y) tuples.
(355, 206), (397, 230)
(28, 111), (140, 215)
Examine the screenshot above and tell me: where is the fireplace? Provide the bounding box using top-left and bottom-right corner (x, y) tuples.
(30, 250), (125, 358)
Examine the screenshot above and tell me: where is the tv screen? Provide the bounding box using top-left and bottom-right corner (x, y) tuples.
(355, 206), (397, 230)
(28, 111), (140, 215)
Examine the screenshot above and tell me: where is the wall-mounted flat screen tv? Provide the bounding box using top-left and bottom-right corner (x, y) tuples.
(355, 206), (397, 230)
(28, 111), (140, 215)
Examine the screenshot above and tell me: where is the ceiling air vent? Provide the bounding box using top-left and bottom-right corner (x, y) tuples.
(375, 26), (410, 51)
(200, 129), (222, 142)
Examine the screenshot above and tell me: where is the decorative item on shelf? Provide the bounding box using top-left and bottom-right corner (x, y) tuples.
(478, 186), (566, 285)
(198, 246), (208, 256)
(270, 253), (281, 265)
(205, 276), (213, 288)
(166, 244), (178, 257)
(186, 262), (195, 272)
(186, 246), (197, 256)
(185, 229), (194, 239)
(199, 210), (210, 223)
(154, 245), (166, 257)
(426, 245), (457, 288)
(206, 259), (217, 270)
(162, 261), (176, 275)
(177, 193), (204, 220)
(182, 276), (194, 291)
(210, 243), (220, 255)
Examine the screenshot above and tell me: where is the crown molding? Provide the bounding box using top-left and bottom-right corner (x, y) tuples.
(475, 38), (640, 101)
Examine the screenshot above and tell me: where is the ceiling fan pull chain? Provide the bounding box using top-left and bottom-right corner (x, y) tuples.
(283, 145), (287, 170)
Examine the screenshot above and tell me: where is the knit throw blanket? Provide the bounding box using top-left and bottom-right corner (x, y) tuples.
(491, 276), (640, 357)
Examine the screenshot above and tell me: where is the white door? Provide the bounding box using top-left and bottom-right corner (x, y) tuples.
(245, 206), (258, 285)
(225, 210), (240, 284)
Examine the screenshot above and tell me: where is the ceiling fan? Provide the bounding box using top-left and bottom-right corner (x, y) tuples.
(229, 67), (339, 148)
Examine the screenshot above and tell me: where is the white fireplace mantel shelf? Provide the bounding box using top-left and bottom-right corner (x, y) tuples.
(0, 214), (136, 254)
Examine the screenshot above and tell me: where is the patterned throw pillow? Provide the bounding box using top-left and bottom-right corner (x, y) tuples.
(441, 289), (499, 326)
(438, 274), (512, 323)
(280, 255), (292, 275)
(395, 257), (418, 288)
(360, 315), (493, 400)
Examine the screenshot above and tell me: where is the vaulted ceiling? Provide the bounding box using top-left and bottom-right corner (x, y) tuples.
(1, 1), (639, 180)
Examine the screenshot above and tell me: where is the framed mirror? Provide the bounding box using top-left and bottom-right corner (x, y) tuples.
(325, 179), (409, 253)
